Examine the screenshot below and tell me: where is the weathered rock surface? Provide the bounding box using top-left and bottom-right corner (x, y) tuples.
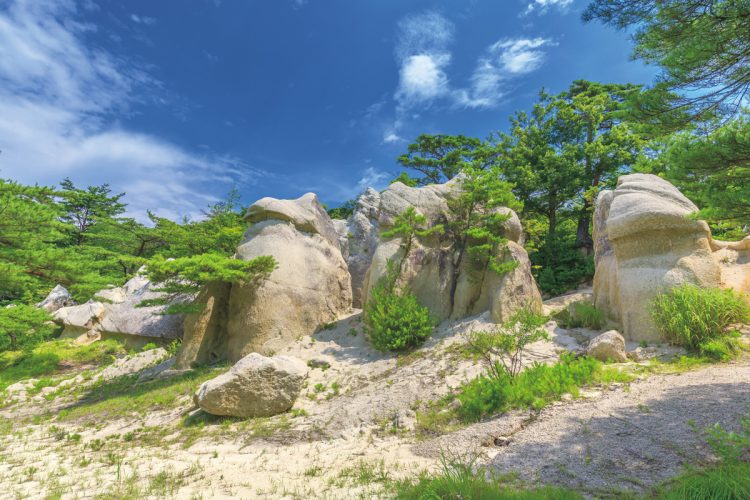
(36, 284), (76, 313)
(53, 274), (184, 344)
(179, 193), (352, 366)
(194, 353), (308, 417)
(362, 178), (541, 323)
(592, 174), (724, 341)
(586, 330), (627, 362)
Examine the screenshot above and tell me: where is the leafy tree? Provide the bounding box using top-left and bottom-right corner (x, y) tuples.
(141, 254), (277, 314)
(397, 134), (485, 185)
(0, 304), (56, 352)
(446, 165), (521, 307)
(381, 206), (444, 279)
(59, 178), (126, 245)
(583, 0), (750, 118)
(327, 199), (356, 220)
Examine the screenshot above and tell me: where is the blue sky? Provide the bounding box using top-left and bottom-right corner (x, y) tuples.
(0, 0), (655, 221)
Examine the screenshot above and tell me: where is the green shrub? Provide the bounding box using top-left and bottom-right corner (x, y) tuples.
(650, 284), (750, 351)
(656, 463), (750, 500)
(364, 262), (435, 352)
(555, 301), (605, 330)
(456, 354), (630, 422)
(0, 304), (57, 353)
(394, 456), (582, 499)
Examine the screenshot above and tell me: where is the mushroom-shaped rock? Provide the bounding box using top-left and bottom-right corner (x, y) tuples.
(36, 284), (76, 313)
(586, 330), (627, 363)
(194, 353), (308, 418)
(178, 193), (353, 367)
(593, 174), (722, 341)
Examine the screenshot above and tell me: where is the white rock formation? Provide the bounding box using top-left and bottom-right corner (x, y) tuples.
(36, 284), (76, 313)
(593, 173), (748, 342)
(586, 330), (627, 362)
(194, 353), (308, 418)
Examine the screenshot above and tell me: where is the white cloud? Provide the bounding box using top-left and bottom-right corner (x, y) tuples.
(455, 37), (553, 109)
(356, 167), (390, 192)
(382, 132), (405, 144)
(394, 12), (454, 110)
(524, 0), (573, 16)
(396, 54), (451, 106)
(130, 14), (156, 25)
(0, 0), (258, 221)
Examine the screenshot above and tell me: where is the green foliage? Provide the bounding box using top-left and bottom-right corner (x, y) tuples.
(0, 338), (125, 391)
(397, 134), (485, 185)
(59, 178), (126, 245)
(327, 199), (356, 220)
(583, 0), (750, 119)
(455, 354), (630, 422)
(466, 307), (548, 379)
(0, 304), (57, 353)
(364, 262), (435, 352)
(394, 456), (582, 499)
(142, 254), (277, 314)
(391, 172), (420, 187)
(705, 415), (750, 463)
(650, 284), (750, 351)
(656, 462), (750, 500)
(555, 301), (606, 330)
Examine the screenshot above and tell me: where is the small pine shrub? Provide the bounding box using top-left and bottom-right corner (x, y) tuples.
(364, 262), (435, 352)
(650, 284), (750, 351)
(0, 304), (57, 353)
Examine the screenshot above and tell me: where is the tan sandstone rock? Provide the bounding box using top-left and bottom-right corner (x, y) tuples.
(586, 330), (627, 362)
(362, 178), (541, 323)
(194, 353), (308, 418)
(179, 193), (352, 366)
(593, 174), (723, 341)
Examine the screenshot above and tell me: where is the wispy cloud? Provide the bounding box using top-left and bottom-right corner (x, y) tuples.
(394, 11), (454, 109)
(523, 0), (574, 16)
(130, 14), (156, 25)
(0, 0), (259, 221)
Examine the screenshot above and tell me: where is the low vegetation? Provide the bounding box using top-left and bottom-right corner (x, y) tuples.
(0, 338), (126, 392)
(651, 284), (750, 359)
(364, 261), (435, 352)
(554, 301), (606, 330)
(0, 304), (57, 353)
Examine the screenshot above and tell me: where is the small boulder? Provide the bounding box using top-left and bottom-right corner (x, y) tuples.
(194, 353), (308, 418)
(586, 330), (628, 363)
(36, 285), (76, 313)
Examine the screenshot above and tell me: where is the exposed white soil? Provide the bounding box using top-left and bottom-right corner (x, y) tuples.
(0, 296), (747, 499)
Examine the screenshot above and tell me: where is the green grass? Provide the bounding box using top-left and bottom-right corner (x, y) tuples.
(393, 459), (582, 499)
(650, 284), (750, 351)
(57, 365), (227, 421)
(0, 339), (126, 391)
(652, 462), (750, 499)
(417, 354), (632, 435)
(554, 301), (605, 329)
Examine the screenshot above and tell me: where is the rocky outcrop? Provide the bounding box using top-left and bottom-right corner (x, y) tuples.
(592, 173), (748, 342)
(36, 284), (76, 313)
(194, 353), (308, 417)
(335, 188), (381, 307)
(586, 330), (627, 362)
(361, 178), (541, 323)
(178, 193), (352, 367)
(53, 273), (184, 345)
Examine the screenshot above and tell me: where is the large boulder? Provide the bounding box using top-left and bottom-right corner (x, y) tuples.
(194, 353), (308, 418)
(36, 284), (76, 313)
(593, 174), (724, 341)
(178, 193), (352, 366)
(53, 273), (184, 345)
(361, 178), (541, 323)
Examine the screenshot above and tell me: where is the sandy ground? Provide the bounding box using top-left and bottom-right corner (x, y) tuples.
(1, 296), (748, 499)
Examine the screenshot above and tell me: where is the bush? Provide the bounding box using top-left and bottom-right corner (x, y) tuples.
(650, 284), (750, 351)
(456, 354), (630, 422)
(0, 304), (57, 353)
(555, 301), (606, 330)
(364, 277), (435, 352)
(394, 456), (582, 499)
